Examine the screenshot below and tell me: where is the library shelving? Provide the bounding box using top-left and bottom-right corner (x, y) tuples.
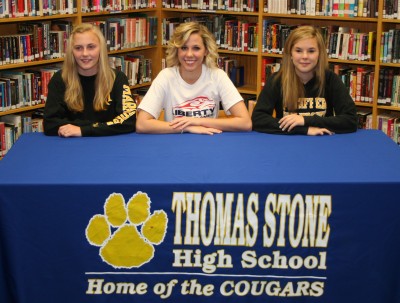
(0, 1), (161, 157)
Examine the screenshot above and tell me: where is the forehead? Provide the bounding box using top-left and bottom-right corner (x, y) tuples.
(293, 37), (318, 48)
(73, 31), (99, 45)
(184, 33), (204, 45)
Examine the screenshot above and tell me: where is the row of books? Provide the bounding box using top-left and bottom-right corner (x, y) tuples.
(86, 16), (158, 51)
(109, 55), (152, 86)
(360, 110), (400, 143)
(376, 112), (400, 143)
(264, 0), (377, 17)
(0, 52), (151, 113)
(256, 58), (377, 105)
(335, 66), (400, 141)
(0, 113), (43, 158)
(162, 0), (258, 11)
(262, 61), (378, 106)
(0, 20), (72, 66)
(1, 16), (157, 67)
(81, 0), (157, 12)
(162, 17), (259, 52)
(217, 57), (245, 87)
(380, 29), (400, 63)
(383, 0), (400, 19)
(332, 64), (374, 103)
(262, 23), (375, 62)
(326, 28), (376, 62)
(0, 66), (60, 111)
(0, 0), (76, 17)
(377, 69), (400, 107)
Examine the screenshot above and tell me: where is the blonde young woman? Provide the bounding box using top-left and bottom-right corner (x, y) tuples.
(44, 23), (137, 137)
(136, 22), (252, 135)
(252, 25), (358, 135)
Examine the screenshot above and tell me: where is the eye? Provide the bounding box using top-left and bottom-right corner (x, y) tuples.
(180, 46), (188, 51)
(74, 46), (82, 51)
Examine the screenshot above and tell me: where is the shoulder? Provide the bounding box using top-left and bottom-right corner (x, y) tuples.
(324, 69), (349, 90)
(158, 66), (178, 77)
(49, 69), (64, 86)
(204, 66), (231, 84)
(324, 69), (340, 83)
(52, 69), (63, 80)
(151, 67), (178, 84)
(206, 65), (225, 77)
(113, 69), (128, 81)
(265, 72), (281, 89)
(270, 72), (281, 82)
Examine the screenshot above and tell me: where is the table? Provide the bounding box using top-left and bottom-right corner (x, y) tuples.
(1, 130), (400, 303)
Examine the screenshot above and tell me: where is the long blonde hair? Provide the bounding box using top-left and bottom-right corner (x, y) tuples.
(62, 23), (115, 112)
(166, 22), (218, 68)
(278, 25), (328, 112)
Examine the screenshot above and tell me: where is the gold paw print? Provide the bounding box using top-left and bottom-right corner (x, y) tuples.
(85, 192), (168, 268)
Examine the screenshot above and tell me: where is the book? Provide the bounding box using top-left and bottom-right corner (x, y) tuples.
(0, 77), (17, 109)
(0, 121), (5, 157)
(0, 71), (26, 107)
(31, 118), (44, 132)
(0, 114), (22, 139)
(356, 108), (372, 129)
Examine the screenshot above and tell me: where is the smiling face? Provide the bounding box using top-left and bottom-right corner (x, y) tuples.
(72, 31), (101, 76)
(291, 37), (320, 84)
(178, 33), (208, 83)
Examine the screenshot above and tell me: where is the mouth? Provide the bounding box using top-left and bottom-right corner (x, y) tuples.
(184, 59), (196, 64)
(299, 62), (311, 68)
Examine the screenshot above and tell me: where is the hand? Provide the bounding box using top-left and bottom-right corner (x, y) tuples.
(279, 114), (305, 132)
(58, 124), (82, 137)
(169, 117), (201, 130)
(307, 127), (334, 136)
(185, 125), (222, 135)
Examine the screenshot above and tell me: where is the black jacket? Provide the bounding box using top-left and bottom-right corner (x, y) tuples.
(252, 70), (358, 134)
(44, 70), (137, 136)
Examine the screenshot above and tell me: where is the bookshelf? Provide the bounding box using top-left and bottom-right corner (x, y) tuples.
(158, 0), (400, 136)
(0, 2), (160, 157)
(1, 0), (400, 146)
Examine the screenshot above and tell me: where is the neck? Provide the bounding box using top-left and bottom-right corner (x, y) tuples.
(179, 66), (202, 84)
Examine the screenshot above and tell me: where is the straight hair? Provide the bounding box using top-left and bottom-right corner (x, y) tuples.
(277, 25), (328, 112)
(62, 23), (115, 112)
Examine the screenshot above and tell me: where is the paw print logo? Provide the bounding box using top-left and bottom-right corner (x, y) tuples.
(85, 192), (168, 269)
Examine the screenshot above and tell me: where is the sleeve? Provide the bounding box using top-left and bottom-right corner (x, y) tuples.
(137, 70), (167, 119)
(80, 71), (137, 136)
(43, 71), (93, 136)
(303, 71), (358, 134)
(251, 74), (308, 135)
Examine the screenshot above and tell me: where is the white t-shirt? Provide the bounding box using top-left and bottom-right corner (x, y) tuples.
(138, 64), (243, 121)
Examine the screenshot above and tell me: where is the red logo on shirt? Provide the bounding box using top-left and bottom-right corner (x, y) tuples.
(173, 97), (216, 118)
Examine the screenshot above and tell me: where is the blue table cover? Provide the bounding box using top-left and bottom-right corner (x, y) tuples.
(0, 130), (400, 303)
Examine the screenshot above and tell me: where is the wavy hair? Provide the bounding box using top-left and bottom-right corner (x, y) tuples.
(62, 23), (115, 112)
(166, 22), (218, 68)
(277, 25), (328, 112)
